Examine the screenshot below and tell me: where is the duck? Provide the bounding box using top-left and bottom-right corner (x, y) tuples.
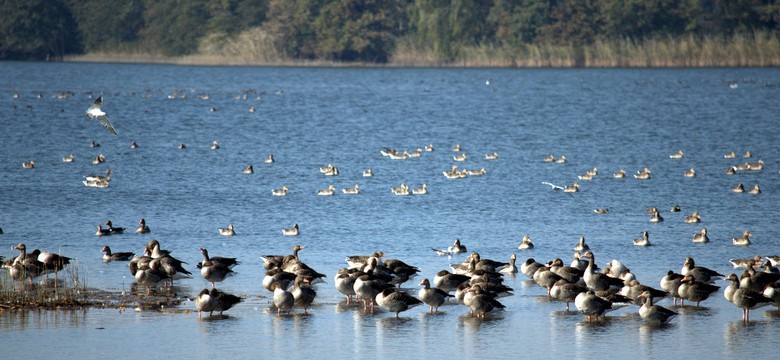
(669, 150), (684, 159)
(199, 248), (236, 289)
(412, 183), (428, 195)
(104, 220), (124, 234)
(362, 168), (373, 177)
(178, 143), (186, 149)
(692, 228), (710, 243)
(22, 160), (35, 169)
(638, 291), (677, 325)
(418, 278), (452, 313)
(272, 186), (289, 196)
(681, 257), (724, 283)
(425, 144), (434, 152)
(464, 284), (506, 318)
(218, 224), (235, 236)
(101, 245), (134, 262)
(135, 218), (151, 234)
(671, 204), (681, 212)
(195, 288), (215, 318)
(543, 154), (555, 162)
(210, 141), (219, 150)
(517, 235), (534, 250)
(732, 183), (745, 192)
(633, 231), (651, 246)
(485, 152), (499, 160)
(211, 288), (242, 316)
(62, 154), (74, 163)
(243, 165), (254, 174)
(748, 184), (761, 194)
(282, 224), (299, 236)
(555, 155), (567, 164)
(264, 154), (274, 163)
(272, 282), (295, 316)
(292, 276), (317, 314)
(130, 141), (138, 149)
(91, 140), (100, 148)
(573, 236), (589, 251)
(684, 211), (701, 223)
(317, 185), (335, 196)
(612, 169), (626, 178)
(732, 231), (752, 246)
(563, 183), (579, 193)
(342, 184), (360, 195)
(432, 238), (467, 256)
(684, 168), (696, 177)
(375, 288), (423, 318)
(594, 208), (609, 214)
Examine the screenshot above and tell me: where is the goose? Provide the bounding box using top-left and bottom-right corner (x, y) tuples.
(96, 225), (112, 236)
(570, 252), (588, 271)
(91, 154), (106, 165)
(264, 154), (274, 163)
(210, 141), (219, 150)
(634, 169), (651, 180)
(272, 282), (295, 316)
(282, 224), (299, 236)
(669, 150), (684, 159)
(580, 252), (624, 292)
(91, 140), (100, 148)
(432, 238), (467, 256)
(520, 258), (546, 280)
(747, 159), (763, 170)
(22, 160), (35, 169)
(197, 248), (239, 270)
(725, 166), (737, 175)
(418, 278), (452, 313)
(243, 165), (254, 174)
(659, 270), (685, 305)
(498, 254), (518, 275)
(354, 274), (394, 313)
(335, 268), (361, 304)
(432, 270), (471, 293)
(550, 279), (587, 311)
(211, 288), (242, 316)
(391, 183), (409, 196)
(292, 276), (317, 314)
(62, 154), (74, 163)
(732, 183), (745, 192)
(199, 248), (236, 289)
(678, 275), (720, 306)
(684, 168), (696, 177)
(218, 224), (235, 236)
(407, 148), (423, 158)
(574, 290), (616, 321)
(633, 231), (651, 246)
(453, 153), (467, 162)
(684, 211), (701, 223)
(9, 244), (44, 284)
(412, 183), (427, 195)
(517, 235), (534, 250)
(464, 284), (505, 318)
(563, 183), (579, 192)
(594, 208), (609, 214)
(724, 151), (737, 158)
(425, 144), (434, 152)
(342, 184), (359, 195)
(85, 96), (118, 134)
(101, 246), (134, 262)
(533, 266), (564, 297)
(638, 291), (677, 325)
(263, 268), (297, 293)
(729, 255), (762, 269)
(671, 204), (681, 212)
(681, 257), (723, 283)
(729, 277), (772, 321)
(152, 249), (192, 287)
(362, 168), (373, 177)
(619, 279), (669, 305)
(612, 169), (626, 178)
(272, 186), (288, 196)
(543, 154), (555, 162)
(732, 231), (752, 246)
(573, 236), (589, 251)
(375, 288), (422, 318)
(104, 220), (124, 234)
(692, 228), (709, 243)
(452, 143), (461, 152)
(195, 289), (215, 318)
(178, 143), (186, 149)
(555, 155), (567, 163)
(317, 185), (335, 196)
(133, 258), (169, 288)
(130, 141), (138, 149)
(467, 168), (486, 176)
(135, 218), (151, 234)
(549, 258), (583, 284)
(649, 209), (663, 222)
(262, 245), (307, 270)
(748, 184), (761, 194)
(485, 152), (499, 160)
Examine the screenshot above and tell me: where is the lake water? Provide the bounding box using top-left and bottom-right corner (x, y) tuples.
(1, 62), (779, 358)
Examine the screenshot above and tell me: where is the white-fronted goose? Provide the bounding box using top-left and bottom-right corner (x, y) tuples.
(633, 231), (651, 246)
(681, 257), (724, 283)
(135, 218), (151, 234)
(732, 231), (752, 246)
(550, 279), (587, 311)
(677, 275), (720, 307)
(692, 228), (709, 243)
(464, 284), (505, 318)
(101, 245), (134, 262)
(418, 278), (452, 313)
(518, 235), (534, 250)
(282, 224), (300, 236)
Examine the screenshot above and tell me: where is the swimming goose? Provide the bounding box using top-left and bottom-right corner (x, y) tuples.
(96, 225), (112, 236)
(684, 211), (701, 223)
(612, 169), (626, 178)
(517, 235), (534, 250)
(412, 183), (427, 195)
(684, 168), (696, 177)
(649, 209), (663, 222)
(130, 141), (138, 149)
(391, 183), (409, 196)
(85, 96), (118, 134)
(452, 144), (461, 152)
(101, 245), (135, 262)
(692, 228), (709, 243)
(555, 155), (567, 163)
(443, 165), (466, 179)
(91, 154), (106, 165)
(408, 148), (423, 158)
(638, 291), (677, 325)
(725, 166), (737, 175)
(543, 154), (555, 162)
(418, 278), (452, 313)
(319, 164), (338, 175)
(498, 254), (518, 275)
(748, 184), (761, 194)
(671, 204), (681, 212)
(432, 238), (467, 256)
(669, 150), (684, 159)
(594, 208), (609, 214)
(264, 154), (274, 163)
(243, 165), (254, 174)
(732, 231), (752, 246)
(218, 224), (235, 236)
(195, 288), (215, 318)
(724, 151), (737, 158)
(272, 186), (289, 196)
(62, 154), (74, 163)
(22, 160), (35, 169)
(211, 288), (242, 316)
(563, 183), (579, 192)
(681, 257), (724, 283)
(105, 220), (124, 234)
(633, 231), (651, 246)
(210, 141), (219, 150)
(425, 144), (434, 152)
(342, 184), (360, 195)
(659, 270), (685, 305)
(282, 224), (299, 236)
(272, 282), (295, 316)
(634, 168), (651, 180)
(375, 288), (422, 318)
(453, 153), (467, 162)
(728, 255), (762, 269)
(135, 218), (151, 234)
(91, 140), (100, 148)
(747, 159), (763, 170)
(574, 290), (616, 321)
(550, 279), (588, 311)
(573, 236), (589, 251)
(464, 284), (505, 318)
(362, 168), (373, 177)
(467, 168), (486, 176)
(178, 143), (186, 149)
(732, 183), (745, 192)
(317, 185), (335, 196)
(485, 152), (499, 160)
(292, 276), (317, 314)
(199, 248), (236, 289)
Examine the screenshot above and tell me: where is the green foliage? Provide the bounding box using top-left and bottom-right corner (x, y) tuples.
(0, 0), (81, 59)
(68, 0), (144, 52)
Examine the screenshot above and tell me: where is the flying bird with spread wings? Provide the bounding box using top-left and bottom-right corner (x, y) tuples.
(85, 96), (118, 135)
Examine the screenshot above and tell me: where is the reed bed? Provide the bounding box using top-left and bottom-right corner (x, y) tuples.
(0, 262), (90, 310)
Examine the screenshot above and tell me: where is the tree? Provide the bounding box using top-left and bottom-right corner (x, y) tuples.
(0, 0), (81, 59)
(139, 0), (211, 56)
(68, 0), (144, 52)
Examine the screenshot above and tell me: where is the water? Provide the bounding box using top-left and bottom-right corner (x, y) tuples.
(1, 62), (779, 358)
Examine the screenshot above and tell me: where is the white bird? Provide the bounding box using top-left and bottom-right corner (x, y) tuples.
(85, 96), (118, 135)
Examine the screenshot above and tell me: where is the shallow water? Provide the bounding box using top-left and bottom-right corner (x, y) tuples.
(1, 63), (779, 358)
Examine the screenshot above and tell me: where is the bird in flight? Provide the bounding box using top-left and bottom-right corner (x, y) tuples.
(86, 96), (118, 135)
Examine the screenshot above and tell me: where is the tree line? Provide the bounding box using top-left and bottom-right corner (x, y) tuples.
(1, 0), (778, 64)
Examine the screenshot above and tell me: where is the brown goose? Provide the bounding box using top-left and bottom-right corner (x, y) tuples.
(135, 218), (151, 234)
(418, 278), (452, 313)
(101, 245), (135, 262)
(9, 244), (44, 284)
(375, 288), (422, 318)
(292, 276), (317, 314)
(678, 275), (720, 307)
(211, 288), (242, 316)
(272, 282), (294, 316)
(195, 289), (215, 319)
(574, 290), (616, 321)
(730, 277), (772, 321)
(199, 248), (236, 289)
(681, 257), (724, 283)
(464, 284), (505, 318)
(638, 291), (677, 325)
(550, 279), (587, 311)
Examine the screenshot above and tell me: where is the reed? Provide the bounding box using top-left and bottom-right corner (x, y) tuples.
(0, 261), (90, 309)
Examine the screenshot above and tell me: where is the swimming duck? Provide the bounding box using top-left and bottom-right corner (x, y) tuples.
(91, 154), (106, 165)
(264, 154), (274, 163)
(517, 235), (534, 250)
(210, 141), (219, 150)
(101, 245), (134, 262)
(130, 141), (138, 149)
(633, 231), (651, 246)
(543, 154), (555, 162)
(282, 224), (299, 236)
(219, 224), (235, 236)
(732, 231), (752, 246)
(104, 220), (124, 234)
(732, 183), (745, 192)
(272, 186), (289, 196)
(375, 287), (422, 318)
(684, 168), (696, 177)
(453, 153), (467, 162)
(135, 218), (151, 234)
(243, 165), (254, 174)
(412, 183), (427, 195)
(342, 184), (360, 195)
(692, 228), (710, 243)
(418, 278), (452, 313)
(669, 150), (684, 159)
(638, 291), (677, 325)
(684, 211), (701, 223)
(62, 154), (74, 163)
(22, 160), (34, 169)
(671, 204), (681, 212)
(199, 248), (236, 289)
(317, 185), (335, 196)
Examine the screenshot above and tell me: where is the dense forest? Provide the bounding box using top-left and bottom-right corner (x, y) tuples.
(1, 0), (779, 66)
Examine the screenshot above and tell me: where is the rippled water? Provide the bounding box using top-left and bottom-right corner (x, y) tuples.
(1, 62), (779, 358)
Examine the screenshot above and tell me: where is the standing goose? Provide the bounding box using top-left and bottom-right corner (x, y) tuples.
(195, 289), (215, 318)
(580, 252), (624, 292)
(272, 282), (294, 316)
(353, 274), (394, 313)
(638, 291), (677, 325)
(433, 270), (471, 293)
(199, 248), (236, 289)
(334, 268), (362, 304)
(550, 279), (587, 311)
(375, 288), (422, 318)
(418, 278), (452, 313)
(660, 270), (685, 305)
(211, 288), (242, 316)
(681, 257), (724, 283)
(499, 254), (518, 275)
(101, 245), (135, 262)
(464, 284), (505, 318)
(9, 244), (44, 284)
(730, 277), (772, 321)
(574, 290), (616, 321)
(292, 276), (317, 314)
(678, 275), (720, 307)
